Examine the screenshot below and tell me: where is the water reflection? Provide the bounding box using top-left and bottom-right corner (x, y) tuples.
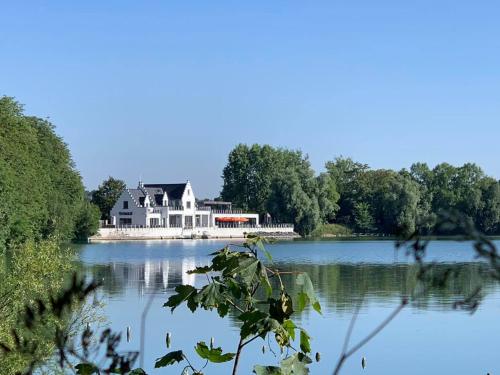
(85, 257), (493, 312)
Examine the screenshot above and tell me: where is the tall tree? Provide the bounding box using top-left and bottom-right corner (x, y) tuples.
(0, 96), (96, 248)
(91, 177), (126, 221)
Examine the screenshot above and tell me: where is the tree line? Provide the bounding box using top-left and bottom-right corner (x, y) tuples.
(221, 144), (500, 236)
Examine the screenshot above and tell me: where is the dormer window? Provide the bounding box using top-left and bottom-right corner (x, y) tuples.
(123, 201), (129, 209)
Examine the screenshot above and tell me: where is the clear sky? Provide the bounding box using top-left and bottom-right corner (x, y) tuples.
(1, 1), (500, 197)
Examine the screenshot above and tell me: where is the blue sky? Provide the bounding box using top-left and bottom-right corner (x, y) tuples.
(1, 1), (500, 197)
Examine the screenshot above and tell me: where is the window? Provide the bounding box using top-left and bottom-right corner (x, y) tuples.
(123, 201), (129, 209)
(185, 216), (193, 228)
(187, 201), (191, 209)
(187, 189), (191, 196)
(202, 215), (209, 227)
(119, 218), (132, 225)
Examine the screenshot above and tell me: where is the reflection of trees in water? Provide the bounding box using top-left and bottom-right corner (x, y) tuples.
(277, 262), (493, 312)
(86, 259), (495, 312)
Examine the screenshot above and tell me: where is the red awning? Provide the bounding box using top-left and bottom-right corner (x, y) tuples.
(215, 217), (250, 223)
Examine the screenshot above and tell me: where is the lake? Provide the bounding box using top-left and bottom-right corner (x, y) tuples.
(79, 239), (500, 374)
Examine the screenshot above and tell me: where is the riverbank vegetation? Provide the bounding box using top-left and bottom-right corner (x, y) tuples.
(221, 144), (500, 236)
(0, 96), (100, 373)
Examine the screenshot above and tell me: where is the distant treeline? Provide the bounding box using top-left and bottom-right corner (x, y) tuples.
(0, 96), (99, 249)
(221, 144), (500, 236)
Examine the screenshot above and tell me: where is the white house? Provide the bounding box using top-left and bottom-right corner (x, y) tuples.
(110, 180), (259, 229)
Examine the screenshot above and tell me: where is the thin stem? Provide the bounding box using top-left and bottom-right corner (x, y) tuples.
(241, 335), (260, 348)
(139, 289), (156, 369)
(332, 299), (407, 375)
(231, 336), (245, 375)
(341, 298), (362, 354)
(225, 298), (245, 313)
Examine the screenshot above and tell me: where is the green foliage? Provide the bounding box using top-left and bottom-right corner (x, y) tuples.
(194, 341), (235, 363)
(254, 353), (312, 375)
(221, 144), (339, 235)
(75, 363), (99, 374)
(0, 96), (96, 247)
(222, 148), (500, 236)
(0, 239), (76, 373)
(160, 237), (321, 374)
(326, 157), (500, 235)
(155, 350), (185, 368)
(90, 176), (126, 221)
(74, 201), (101, 241)
(310, 223), (352, 237)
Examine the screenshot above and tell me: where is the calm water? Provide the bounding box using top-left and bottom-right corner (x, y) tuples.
(79, 239), (500, 374)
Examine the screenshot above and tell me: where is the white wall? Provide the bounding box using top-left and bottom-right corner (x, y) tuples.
(110, 190), (148, 226)
(92, 225), (296, 241)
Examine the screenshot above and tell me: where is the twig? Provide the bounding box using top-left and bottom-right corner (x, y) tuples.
(139, 289), (157, 369)
(332, 298), (407, 375)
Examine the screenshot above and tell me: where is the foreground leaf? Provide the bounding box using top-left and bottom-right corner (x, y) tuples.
(164, 285), (198, 312)
(154, 350), (184, 368)
(280, 353), (312, 375)
(195, 341), (235, 363)
(296, 273), (322, 314)
(254, 365), (283, 374)
(75, 363), (99, 375)
(299, 329), (311, 353)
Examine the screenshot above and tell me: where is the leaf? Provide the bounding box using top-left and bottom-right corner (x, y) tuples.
(282, 319), (296, 341)
(187, 265), (212, 274)
(269, 292), (294, 323)
(233, 257), (260, 284)
(296, 273), (322, 314)
(299, 329), (311, 354)
(256, 238), (273, 263)
(255, 353), (312, 375)
(154, 350), (184, 368)
(129, 369), (147, 375)
(164, 285), (198, 312)
(260, 263), (273, 297)
(195, 341), (236, 363)
(254, 365), (283, 375)
(195, 282), (227, 311)
(280, 353), (312, 375)
(75, 363), (99, 375)
(239, 310), (269, 338)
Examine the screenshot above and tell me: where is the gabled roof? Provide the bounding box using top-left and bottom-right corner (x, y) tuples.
(144, 187), (165, 206)
(127, 188), (145, 207)
(144, 183), (187, 201)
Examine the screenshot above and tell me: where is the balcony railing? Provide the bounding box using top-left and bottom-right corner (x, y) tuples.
(168, 205), (184, 211)
(211, 209), (249, 214)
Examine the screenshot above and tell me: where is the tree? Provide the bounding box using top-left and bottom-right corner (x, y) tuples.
(316, 173), (340, 222)
(221, 144), (334, 234)
(267, 172), (321, 236)
(353, 202), (375, 232)
(0, 96), (91, 247)
(91, 177), (126, 221)
(74, 201), (101, 241)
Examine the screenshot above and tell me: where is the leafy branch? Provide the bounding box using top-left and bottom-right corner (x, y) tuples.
(159, 235), (322, 375)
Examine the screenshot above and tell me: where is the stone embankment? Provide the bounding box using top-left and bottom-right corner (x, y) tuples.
(89, 225), (298, 242)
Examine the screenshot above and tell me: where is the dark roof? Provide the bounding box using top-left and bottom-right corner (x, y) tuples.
(144, 187), (165, 206)
(144, 183), (187, 200)
(127, 188), (145, 206)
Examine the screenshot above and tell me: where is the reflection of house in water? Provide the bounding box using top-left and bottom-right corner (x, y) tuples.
(99, 257), (203, 295)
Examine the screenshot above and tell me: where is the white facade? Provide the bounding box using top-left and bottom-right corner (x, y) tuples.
(110, 181), (259, 230)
